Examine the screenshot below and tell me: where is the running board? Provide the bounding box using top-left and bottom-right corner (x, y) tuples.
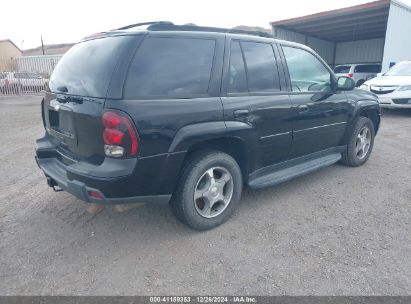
(248, 152), (342, 189)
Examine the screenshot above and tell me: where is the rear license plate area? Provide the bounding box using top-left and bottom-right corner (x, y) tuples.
(49, 109), (59, 128)
(48, 107), (75, 139)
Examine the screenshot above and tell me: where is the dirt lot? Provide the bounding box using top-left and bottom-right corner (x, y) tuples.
(0, 95), (410, 295)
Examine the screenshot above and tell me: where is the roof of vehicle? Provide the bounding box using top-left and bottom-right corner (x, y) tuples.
(81, 21), (314, 52)
(115, 21), (274, 38)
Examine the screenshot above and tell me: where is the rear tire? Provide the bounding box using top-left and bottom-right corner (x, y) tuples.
(340, 117), (375, 167)
(170, 150), (242, 230)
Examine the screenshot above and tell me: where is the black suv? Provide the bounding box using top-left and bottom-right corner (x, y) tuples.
(35, 22), (380, 230)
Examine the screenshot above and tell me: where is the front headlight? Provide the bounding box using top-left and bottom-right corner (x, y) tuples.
(359, 84), (369, 90)
(397, 85), (411, 91)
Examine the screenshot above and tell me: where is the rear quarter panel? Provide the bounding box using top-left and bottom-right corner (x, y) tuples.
(105, 32), (226, 157)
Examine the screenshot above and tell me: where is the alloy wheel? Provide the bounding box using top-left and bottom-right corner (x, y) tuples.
(355, 126), (371, 160)
(193, 167), (234, 218)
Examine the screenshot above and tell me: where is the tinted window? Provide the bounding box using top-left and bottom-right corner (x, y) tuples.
(228, 42), (247, 93)
(354, 64), (381, 73)
(49, 36), (131, 98)
(241, 42), (280, 92)
(283, 46), (332, 92)
(125, 37), (215, 97)
(334, 65), (351, 73)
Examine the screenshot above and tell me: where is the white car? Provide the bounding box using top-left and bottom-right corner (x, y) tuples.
(334, 63), (381, 87)
(0, 71), (48, 94)
(360, 61), (411, 109)
(14, 72), (49, 91)
(0, 72), (17, 93)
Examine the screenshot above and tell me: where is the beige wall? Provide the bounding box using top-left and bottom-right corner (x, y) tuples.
(0, 41), (22, 71)
(0, 41), (23, 59)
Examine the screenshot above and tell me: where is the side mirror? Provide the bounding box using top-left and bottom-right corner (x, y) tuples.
(377, 72), (383, 77)
(337, 76), (355, 91)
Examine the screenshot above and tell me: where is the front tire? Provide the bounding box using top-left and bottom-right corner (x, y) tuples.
(341, 117), (375, 167)
(170, 151), (242, 230)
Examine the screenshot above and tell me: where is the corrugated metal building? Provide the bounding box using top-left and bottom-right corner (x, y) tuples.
(270, 0), (411, 72)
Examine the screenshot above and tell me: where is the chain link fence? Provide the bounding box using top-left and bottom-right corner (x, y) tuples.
(0, 55), (61, 95)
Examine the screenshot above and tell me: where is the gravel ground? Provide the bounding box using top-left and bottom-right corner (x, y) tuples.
(0, 95), (410, 295)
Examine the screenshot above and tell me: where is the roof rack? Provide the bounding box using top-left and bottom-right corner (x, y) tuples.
(115, 21), (173, 31)
(114, 21), (273, 38)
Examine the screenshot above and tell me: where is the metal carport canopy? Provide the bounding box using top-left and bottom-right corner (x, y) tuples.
(270, 0), (391, 42)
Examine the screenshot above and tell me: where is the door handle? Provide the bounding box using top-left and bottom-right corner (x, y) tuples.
(297, 105), (309, 113)
(233, 109), (249, 118)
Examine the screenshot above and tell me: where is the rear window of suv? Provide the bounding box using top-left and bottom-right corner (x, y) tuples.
(124, 37), (215, 98)
(49, 36), (132, 98)
(354, 64), (381, 73)
(334, 65), (351, 73)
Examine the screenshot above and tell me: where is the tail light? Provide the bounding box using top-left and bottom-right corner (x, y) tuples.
(102, 110), (139, 158)
(347, 73), (353, 78)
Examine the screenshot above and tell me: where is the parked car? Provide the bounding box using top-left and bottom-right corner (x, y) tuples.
(0, 72), (8, 88)
(360, 61), (411, 109)
(35, 22), (380, 230)
(14, 72), (49, 92)
(0, 72), (17, 93)
(0, 71), (48, 94)
(334, 63), (381, 87)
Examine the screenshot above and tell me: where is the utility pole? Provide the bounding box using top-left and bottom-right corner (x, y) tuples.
(41, 35), (45, 55)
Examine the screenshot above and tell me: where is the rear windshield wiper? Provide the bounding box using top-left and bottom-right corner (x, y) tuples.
(57, 86), (68, 93)
(56, 95), (83, 104)
(68, 96), (83, 104)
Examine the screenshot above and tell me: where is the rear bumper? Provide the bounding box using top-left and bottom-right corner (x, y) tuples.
(35, 157), (171, 205)
(35, 134), (185, 205)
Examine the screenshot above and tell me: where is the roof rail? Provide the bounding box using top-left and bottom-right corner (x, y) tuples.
(115, 21), (174, 31)
(147, 23), (273, 38)
(113, 21), (273, 38)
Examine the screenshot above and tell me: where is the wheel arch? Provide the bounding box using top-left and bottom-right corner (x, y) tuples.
(355, 102), (381, 134)
(339, 100), (381, 146)
(168, 121), (257, 182)
(185, 137), (250, 179)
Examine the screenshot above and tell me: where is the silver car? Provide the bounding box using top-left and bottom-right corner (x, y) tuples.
(334, 63), (381, 87)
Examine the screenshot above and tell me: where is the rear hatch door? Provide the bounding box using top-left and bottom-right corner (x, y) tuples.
(43, 34), (136, 164)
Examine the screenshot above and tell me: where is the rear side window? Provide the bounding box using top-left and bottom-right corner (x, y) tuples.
(354, 64), (381, 73)
(228, 42), (247, 93)
(125, 37), (215, 98)
(49, 36), (131, 98)
(334, 65), (351, 73)
(241, 42), (280, 92)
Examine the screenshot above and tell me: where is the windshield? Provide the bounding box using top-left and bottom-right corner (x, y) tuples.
(384, 62), (411, 76)
(334, 65), (351, 73)
(49, 36), (131, 98)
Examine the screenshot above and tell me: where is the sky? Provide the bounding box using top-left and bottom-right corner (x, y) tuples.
(1, 0), (411, 50)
